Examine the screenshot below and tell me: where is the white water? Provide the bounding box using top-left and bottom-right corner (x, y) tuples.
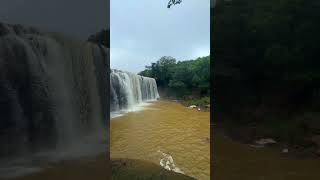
(110, 101), (156, 118)
(110, 69), (159, 118)
(0, 23), (108, 178)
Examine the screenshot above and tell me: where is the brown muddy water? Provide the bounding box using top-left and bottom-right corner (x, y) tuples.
(214, 132), (320, 180)
(110, 100), (211, 180)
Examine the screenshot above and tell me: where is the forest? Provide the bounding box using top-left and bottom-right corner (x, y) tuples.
(139, 56), (210, 106)
(88, 29), (110, 48)
(213, 0), (320, 154)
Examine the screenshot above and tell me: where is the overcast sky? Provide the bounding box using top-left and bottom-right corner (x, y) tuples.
(111, 0), (210, 73)
(0, 0), (108, 40)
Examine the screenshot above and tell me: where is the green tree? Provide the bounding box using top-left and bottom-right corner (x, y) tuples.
(140, 55), (210, 97)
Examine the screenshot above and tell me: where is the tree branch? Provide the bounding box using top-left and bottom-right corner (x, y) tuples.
(167, 0), (182, 8)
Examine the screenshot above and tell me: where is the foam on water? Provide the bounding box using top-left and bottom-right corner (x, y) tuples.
(111, 101), (156, 119)
(158, 150), (185, 174)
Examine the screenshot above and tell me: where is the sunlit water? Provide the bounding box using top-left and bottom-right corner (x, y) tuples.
(110, 100), (210, 180)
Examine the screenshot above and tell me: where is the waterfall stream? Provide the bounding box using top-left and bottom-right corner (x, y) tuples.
(110, 69), (159, 118)
(0, 23), (108, 177)
(0, 22), (160, 177)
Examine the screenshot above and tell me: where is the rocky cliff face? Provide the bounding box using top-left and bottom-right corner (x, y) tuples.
(0, 23), (109, 158)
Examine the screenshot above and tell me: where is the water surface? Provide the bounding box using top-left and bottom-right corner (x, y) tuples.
(110, 100), (210, 180)
(213, 132), (320, 180)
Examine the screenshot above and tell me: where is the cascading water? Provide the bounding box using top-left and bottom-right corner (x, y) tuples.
(110, 69), (159, 117)
(0, 23), (108, 177)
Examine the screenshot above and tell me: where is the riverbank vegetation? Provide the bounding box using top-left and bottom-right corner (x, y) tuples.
(213, 0), (320, 156)
(139, 56), (210, 108)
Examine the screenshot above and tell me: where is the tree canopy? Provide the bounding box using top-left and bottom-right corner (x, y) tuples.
(213, 0), (320, 145)
(213, 0), (320, 109)
(87, 29), (109, 48)
(139, 56), (210, 97)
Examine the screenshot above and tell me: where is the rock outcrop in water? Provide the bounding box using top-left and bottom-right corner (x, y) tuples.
(111, 159), (195, 180)
(0, 23), (109, 158)
(110, 69), (159, 115)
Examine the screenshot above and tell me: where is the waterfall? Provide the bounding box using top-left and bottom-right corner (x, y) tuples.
(110, 69), (159, 117)
(0, 23), (108, 176)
